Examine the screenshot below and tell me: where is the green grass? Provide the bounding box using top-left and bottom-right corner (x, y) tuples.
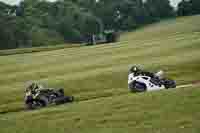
(0, 15), (200, 133)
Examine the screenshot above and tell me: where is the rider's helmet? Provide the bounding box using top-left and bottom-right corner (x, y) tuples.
(129, 65), (140, 73)
(26, 82), (39, 93)
(155, 70), (164, 79)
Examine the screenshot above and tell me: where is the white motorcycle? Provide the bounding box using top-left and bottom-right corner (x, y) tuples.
(128, 72), (176, 92)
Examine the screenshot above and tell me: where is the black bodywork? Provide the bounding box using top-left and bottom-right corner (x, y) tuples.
(25, 88), (74, 110)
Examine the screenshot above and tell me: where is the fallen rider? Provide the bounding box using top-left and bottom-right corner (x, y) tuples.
(25, 82), (74, 110)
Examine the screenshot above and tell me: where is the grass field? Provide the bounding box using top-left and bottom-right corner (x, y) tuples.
(0, 15), (200, 133)
(0, 43), (82, 56)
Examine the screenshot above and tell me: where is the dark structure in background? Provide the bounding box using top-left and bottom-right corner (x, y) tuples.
(86, 30), (119, 45)
(105, 31), (119, 43)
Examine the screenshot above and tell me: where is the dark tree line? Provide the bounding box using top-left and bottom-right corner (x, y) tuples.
(0, 0), (196, 50)
(177, 0), (200, 16)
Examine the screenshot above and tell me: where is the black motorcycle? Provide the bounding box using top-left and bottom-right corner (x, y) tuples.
(25, 88), (74, 110)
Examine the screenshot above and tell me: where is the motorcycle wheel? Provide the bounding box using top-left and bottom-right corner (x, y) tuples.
(37, 96), (49, 107)
(164, 79), (176, 89)
(134, 82), (147, 92)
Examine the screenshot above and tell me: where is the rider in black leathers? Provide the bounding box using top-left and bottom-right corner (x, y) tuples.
(129, 65), (155, 78)
(25, 82), (64, 97)
(129, 65), (164, 86)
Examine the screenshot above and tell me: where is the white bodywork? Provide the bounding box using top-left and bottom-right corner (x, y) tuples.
(128, 73), (165, 92)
